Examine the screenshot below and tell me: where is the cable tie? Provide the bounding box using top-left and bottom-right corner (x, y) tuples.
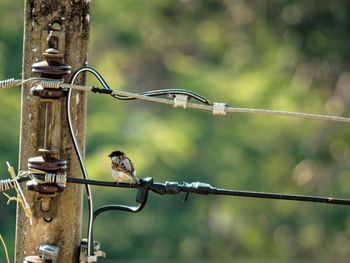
(173, 94), (188, 109)
(212, 102), (227, 116)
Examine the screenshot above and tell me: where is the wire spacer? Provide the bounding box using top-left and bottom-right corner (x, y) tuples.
(212, 102), (227, 116)
(173, 94), (188, 109)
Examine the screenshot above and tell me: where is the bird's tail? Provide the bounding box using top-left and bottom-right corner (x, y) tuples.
(132, 172), (140, 184)
(134, 176), (140, 184)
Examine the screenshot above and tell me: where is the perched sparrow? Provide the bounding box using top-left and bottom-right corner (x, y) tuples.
(108, 150), (140, 185)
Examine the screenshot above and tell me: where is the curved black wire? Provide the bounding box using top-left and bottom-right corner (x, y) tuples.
(90, 177), (152, 249)
(67, 67), (97, 258)
(65, 66), (212, 258)
(114, 89), (212, 105)
(73, 66), (211, 105)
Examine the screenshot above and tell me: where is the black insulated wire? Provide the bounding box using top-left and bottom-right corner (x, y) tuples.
(10, 174), (350, 207)
(71, 66), (211, 105)
(67, 66), (99, 259)
(112, 89), (212, 105)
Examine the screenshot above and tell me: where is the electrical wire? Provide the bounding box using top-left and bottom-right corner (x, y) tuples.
(74, 66), (211, 105)
(3, 75), (350, 123)
(3, 68), (350, 259)
(4, 173), (350, 206)
(67, 68), (95, 259)
(111, 88), (211, 105)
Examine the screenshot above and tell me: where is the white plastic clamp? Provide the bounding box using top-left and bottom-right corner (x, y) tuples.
(212, 102), (227, 116)
(173, 94), (188, 109)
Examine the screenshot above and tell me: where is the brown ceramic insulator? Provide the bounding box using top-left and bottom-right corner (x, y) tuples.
(26, 179), (65, 194)
(28, 156), (67, 173)
(32, 47), (71, 79)
(30, 85), (67, 99)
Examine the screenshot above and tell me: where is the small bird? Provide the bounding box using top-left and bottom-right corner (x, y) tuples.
(108, 150), (140, 185)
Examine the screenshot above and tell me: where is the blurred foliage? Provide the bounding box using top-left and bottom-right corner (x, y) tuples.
(1, 0), (350, 262)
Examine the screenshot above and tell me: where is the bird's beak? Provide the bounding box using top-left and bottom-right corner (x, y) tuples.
(108, 153), (112, 158)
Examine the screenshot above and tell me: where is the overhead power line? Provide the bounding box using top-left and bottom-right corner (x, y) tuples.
(1, 69), (350, 124)
(2, 174), (350, 206)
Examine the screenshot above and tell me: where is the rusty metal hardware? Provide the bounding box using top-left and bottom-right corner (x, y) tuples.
(39, 243), (59, 262)
(32, 23), (70, 81)
(23, 243), (59, 263)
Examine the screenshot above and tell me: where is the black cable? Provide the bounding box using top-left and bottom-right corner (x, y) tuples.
(13, 174), (350, 206)
(67, 67), (96, 258)
(90, 178), (152, 246)
(113, 89), (212, 105)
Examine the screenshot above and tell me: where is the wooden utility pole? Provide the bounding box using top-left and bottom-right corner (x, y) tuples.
(16, 1), (90, 262)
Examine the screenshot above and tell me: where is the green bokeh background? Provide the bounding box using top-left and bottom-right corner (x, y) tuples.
(1, 1), (350, 262)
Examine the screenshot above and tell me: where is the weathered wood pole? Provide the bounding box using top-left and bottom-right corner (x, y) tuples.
(16, 1), (90, 262)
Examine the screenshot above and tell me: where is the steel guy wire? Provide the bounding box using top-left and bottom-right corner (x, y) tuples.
(2, 73), (350, 123)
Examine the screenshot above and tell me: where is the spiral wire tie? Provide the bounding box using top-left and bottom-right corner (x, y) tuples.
(0, 78), (17, 89)
(45, 173), (67, 184)
(173, 94), (188, 109)
(0, 179), (14, 192)
(39, 80), (63, 89)
(213, 102), (227, 116)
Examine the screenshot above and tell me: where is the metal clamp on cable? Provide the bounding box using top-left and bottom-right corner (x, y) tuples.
(136, 177), (153, 203)
(212, 102), (227, 116)
(164, 181), (181, 194)
(173, 94), (188, 109)
(190, 182), (213, 195)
